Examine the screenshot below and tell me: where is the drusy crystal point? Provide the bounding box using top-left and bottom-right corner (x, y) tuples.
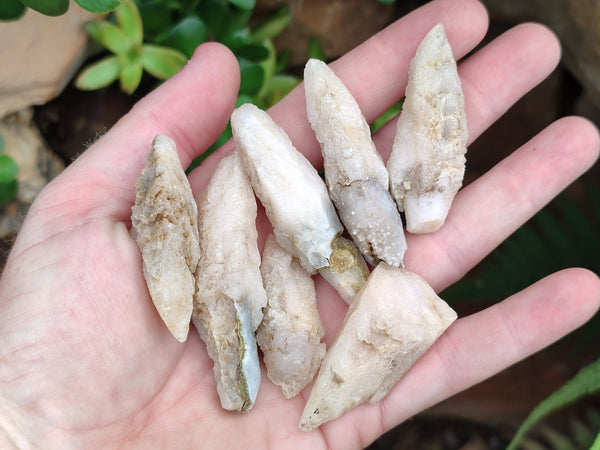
(304, 59), (407, 267)
(300, 263), (457, 431)
(192, 150), (266, 412)
(131, 134), (200, 342)
(257, 234), (326, 399)
(387, 23), (467, 234)
(231, 103), (343, 274)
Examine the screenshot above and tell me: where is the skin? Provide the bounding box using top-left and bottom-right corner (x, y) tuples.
(0, 0), (599, 447)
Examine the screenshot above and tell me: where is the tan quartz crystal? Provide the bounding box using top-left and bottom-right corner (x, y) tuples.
(192, 150), (266, 412)
(131, 134), (200, 343)
(304, 58), (407, 267)
(231, 103), (369, 303)
(300, 262), (457, 431)
(257, 234), (326, 399)
(387, 24), (467, 234)
(231, 103), (343, 275)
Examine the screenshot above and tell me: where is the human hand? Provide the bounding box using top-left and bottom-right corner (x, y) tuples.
(1, 0), (599, 448)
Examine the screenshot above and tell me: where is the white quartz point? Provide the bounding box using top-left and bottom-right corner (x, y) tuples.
(304, 58), (407, 267)
(257, 234), (326, 399)
(192, 150), (266, 412)
(231, 103), (343, 274)
(299, 262), (457, 431)
(387, 23), (468, 234)
(131, 134), (200, 343)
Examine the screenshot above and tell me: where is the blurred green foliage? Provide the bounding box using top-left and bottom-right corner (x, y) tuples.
(0, 134), (19, 204)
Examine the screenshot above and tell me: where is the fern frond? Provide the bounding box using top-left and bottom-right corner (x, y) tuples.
(590, 430), (600, 450)
(507, 357), (600, 449)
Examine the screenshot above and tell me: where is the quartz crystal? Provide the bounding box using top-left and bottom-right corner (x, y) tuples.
(256, 234), (326, 399)
(299, 262), (457, 431)
(231, 103), (343, 275)
(304, 59), (407, 267)
(387, 23), (468, 234)
(231, 103), (369, 302)
(131, 134), (200, 343)
(317, 235), (369, 305)
(192, 150), (266, 412)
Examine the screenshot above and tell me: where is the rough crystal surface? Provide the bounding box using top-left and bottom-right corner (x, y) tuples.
(387, 23), (467, 234)
(131, 134), (200, 343)
(257, 234), (326, 399)
(300, 262), (457, 431)
(192, 150), (266, 412)
(231, 103), (343, 274)
(317, 235), (369, 304)
(304, 58), (407, 266)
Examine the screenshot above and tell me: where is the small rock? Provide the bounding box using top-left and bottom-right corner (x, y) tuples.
(131, 135), (200, 343)
(257, 234), (325, 399)
(0, 109), (64, 238)
(0, 3), (101, 118)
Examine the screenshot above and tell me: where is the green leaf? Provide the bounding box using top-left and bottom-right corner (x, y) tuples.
(228, 0), (254, 11)
(75, 56), (120, 90)
(307, 36), (326, 61)
(0, 0), (27, 20)
(507, 357), (600, 450)
(260, 74), (299, 106)
(591, 430), (600, 450)
(85, 20), (133, 55)
(254, 39), (275, 100)
(0, 133), (4, 152)
(251, 5), (290, 42)
(75, 0), (121, 13)
(0, 180), (18, 204)
(20, 0), (68, 15)
(222, 27), (252, 50)
(0, 154), (19, 182)
(138, 1), (173, 39)
(115, 0), (142, 45)
(371, 99), (403, 133)
(236, 43), (270, 62)
(197, 0), (252, 39)
(196, 0), (231, 39)
(119, 60), (143, 94)
(238, 58), (263, 96)
(162, 16), (207, 59)
(140, 45), (187, 80)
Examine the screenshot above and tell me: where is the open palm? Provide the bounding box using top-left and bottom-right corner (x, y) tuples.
(1, 0), (599, 448)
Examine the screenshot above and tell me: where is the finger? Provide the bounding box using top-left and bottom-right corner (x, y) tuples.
(374, 22), (562, 159)
(28, 43), (240, 229)
(406, 116), (600, 291)
(189, 0), (489, 190)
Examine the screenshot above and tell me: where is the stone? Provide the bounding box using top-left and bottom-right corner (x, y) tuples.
(256, 234), (325, 399)
(304, 59), (407, 267)
(231, 103), (343, 274)
(0, 3), (101, 118)
(317, 235), (369, 305)
(131, 134), (200, 343)
(300, 262), (457, 431)
(231, 103), (369, 302)
(387, 24), (468, 234)
(192, 150), (265, 412)
(0, 109), (64, 238)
